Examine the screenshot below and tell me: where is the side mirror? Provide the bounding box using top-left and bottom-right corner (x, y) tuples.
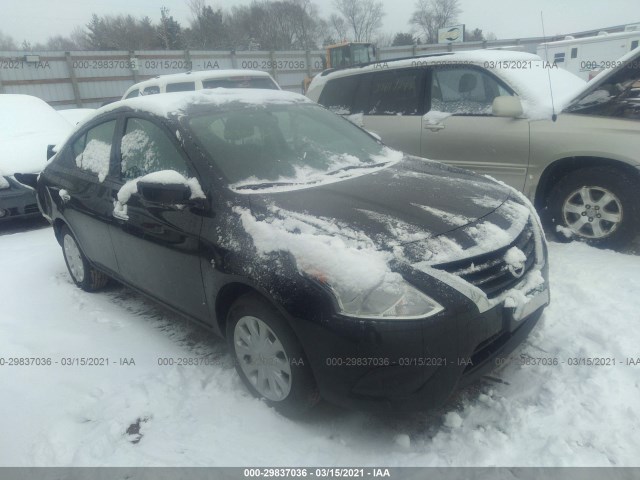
(136, 181), (191, 205)
(492, 96), (523, 118)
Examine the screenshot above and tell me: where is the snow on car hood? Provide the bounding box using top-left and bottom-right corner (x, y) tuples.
(236, 157), (541, 309)
(0, 130), (69, 175)
(243, 156), (532, 264)
(0, 95), (71, 176)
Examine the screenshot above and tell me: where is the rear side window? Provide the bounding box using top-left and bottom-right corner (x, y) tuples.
(430, 67), (511, 115)
(142, 86), (160, 95)
(632, 40), (639, 51)
(203, 77), (278, 90)
(74, 121), (116, 181)
(317, 75), (360, 114)
(166, 82), (196, 93)
(365, 69), (423, 115)
(571, 48), (578, 59)
(120, 118), (191, 180)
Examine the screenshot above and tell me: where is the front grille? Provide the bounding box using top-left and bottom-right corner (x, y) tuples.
(24, 203), (39, 214)
(433, 220), (537, 298)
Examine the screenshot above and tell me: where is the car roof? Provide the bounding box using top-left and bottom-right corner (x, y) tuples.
(125, 70), (275, 93)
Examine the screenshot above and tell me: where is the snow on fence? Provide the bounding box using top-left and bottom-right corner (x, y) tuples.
(0, 28), (621, 109)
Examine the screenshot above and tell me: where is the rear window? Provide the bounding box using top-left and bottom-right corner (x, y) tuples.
(202, 77), (278, 90)
(166, 82), (196, 93)
(317, 75), (360, 114)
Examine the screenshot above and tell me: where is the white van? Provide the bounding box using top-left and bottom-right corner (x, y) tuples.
(537, 27), (640, 81)
(122, 70), (280, 99)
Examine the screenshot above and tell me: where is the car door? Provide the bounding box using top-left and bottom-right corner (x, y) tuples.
(55, 118), (120, 275)
(107, 115), (209, 321)
(359, 68), (426, 157)
(420, 66), (531, 191)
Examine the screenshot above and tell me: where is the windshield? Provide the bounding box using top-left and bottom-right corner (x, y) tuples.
(188, 104), (395, 189)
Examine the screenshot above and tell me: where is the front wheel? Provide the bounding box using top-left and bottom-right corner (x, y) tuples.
(227, 293), (319, 416)
(547, 167), (640, 249)
(60, 226), (110, 291)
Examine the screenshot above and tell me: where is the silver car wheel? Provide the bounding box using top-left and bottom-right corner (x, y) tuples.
(233, 315), (292, 402)
(562, 186), (623, 239)
(63, 234), (85, 283)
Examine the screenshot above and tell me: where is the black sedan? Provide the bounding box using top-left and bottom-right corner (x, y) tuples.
(35, 89), (549, 415)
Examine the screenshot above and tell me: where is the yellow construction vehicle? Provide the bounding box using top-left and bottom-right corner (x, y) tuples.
(304, 42), (376, 92)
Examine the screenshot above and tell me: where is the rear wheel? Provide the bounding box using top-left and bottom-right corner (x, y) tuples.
(227, 293), (319, 416)
(548, 167), (639, 249)
(60, 226), (110, 291)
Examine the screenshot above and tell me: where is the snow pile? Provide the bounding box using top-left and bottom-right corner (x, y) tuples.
(76, 139), (111, 182)
(0, 172), (9, 190)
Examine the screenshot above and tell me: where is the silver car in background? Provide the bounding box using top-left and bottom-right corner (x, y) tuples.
(307, 49), (640, 249)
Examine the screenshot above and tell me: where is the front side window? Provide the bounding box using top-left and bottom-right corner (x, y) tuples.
(120, 118), (190, 180)
(366, 69), (423, 115)
(74, 120), (116, 181)
(188, 104), (392, 188)
(125, 89), (139, 99)
(430, 67), (511, 115)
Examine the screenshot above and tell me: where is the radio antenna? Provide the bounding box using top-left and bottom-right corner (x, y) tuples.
(541, 11), (558, 121)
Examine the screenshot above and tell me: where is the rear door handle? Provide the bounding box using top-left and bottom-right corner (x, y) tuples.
(425, 123), (446, 132)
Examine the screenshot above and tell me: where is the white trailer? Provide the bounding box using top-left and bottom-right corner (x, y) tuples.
(537, 26), (640, 81)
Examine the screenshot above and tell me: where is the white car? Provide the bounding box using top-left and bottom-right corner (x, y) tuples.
(0, 94), (72, 221)
(122, 70), (280, 99)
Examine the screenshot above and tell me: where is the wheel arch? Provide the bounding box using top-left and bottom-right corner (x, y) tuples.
(534, 156), (640, 211)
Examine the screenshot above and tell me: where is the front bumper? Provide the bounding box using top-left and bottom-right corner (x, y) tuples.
(0, 178), (40, 221)
(292, 266), (549, 412)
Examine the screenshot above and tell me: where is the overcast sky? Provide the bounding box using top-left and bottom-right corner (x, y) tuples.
(0, 0), (638, 45)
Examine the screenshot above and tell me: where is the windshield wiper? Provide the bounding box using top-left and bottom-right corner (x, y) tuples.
(326, 161), (389, 176)
(234, 181), (302, 191)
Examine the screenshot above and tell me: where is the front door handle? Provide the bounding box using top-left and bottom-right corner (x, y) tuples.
(425, 123), (446, 132)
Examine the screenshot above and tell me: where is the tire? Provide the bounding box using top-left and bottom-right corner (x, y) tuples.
(226, 293), (319, 416)
(60, 226), (110, 292)
(547, 166), (640, 249)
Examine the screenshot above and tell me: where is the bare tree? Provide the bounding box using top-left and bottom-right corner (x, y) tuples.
(333, 0), (384, 42)
(328, 13), (348, 43)
(0, 30), (17, 50)
(410, 0), (460, 44)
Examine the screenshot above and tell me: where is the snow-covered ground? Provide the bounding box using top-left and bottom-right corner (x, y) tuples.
(1, 223), (639, 467)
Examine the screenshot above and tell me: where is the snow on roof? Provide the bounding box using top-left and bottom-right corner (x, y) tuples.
(308, 50), (586, 120)
(537, 30), (640, 47)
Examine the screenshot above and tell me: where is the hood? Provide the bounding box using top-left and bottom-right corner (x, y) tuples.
(246, 157), (531, 265)
(564, 47), (640, 112)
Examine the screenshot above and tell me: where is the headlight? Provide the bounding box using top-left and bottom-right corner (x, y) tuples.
(319, 275), (444, 320)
